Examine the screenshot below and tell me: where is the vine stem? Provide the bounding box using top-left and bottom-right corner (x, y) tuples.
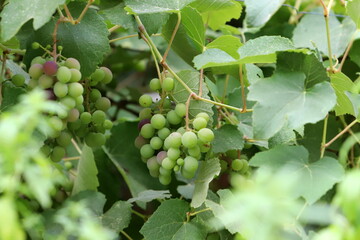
(185, 94), (193, 131)
(71, 138), (82, 155)
(288, 0), (302, 24)
(108, 25), (121, 33)
(239, 64), (247, 112)
(320, 115), (328, 158)
(109, 34), (138, 43)
(324, 119), (358, 148)
(120, 231), (133, 240)
(131, 210), (147, 220)
(162, 11), (181, 64)
(62, 156), (81, 161)
(75, 0), (94, 24)
(0, 43), (26, 55)
(319, 0), (335, 71)
(340, 116), (360, 145)
(199, 68), (204, 96)
(337, 29), (359, 72)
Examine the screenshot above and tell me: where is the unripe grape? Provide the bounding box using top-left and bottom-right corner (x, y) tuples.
(162, 157), (176, 170)
(140, 144), (154, 159)
(150, 136), (163, 150)
(32, 42), (40, 49)
(80, 112), (92, 124)
(28, 79), (37, 89)
(182, 156), (198, 178)
(43, 61), (58, 76)
(139, 94), (152, 107)
(196, 112), (210, 122)
(57, 66), (71, 83)
(199, 140), (211, 153)
(177, 158), (184, 166)
(90, 89), (101, 102)
(31, 56), (46, 65)
(38, 75), (54, 89)
(49, 116), (63, 132)
(100, 67), (113, 84)
(162, 77), (174, 91)
(40, 144), (52, 156)
(56, 131), (72, 147)
(147, 156), (160, 172)
(65, 58), (81, 70)
(240, 160), (249, 174)
(51, 146), (66, 162)
(181, 131), (198, 148)
(163, 98), (172, 109)
(67, 108), (80, 122)
(175, 103), (186, 117)
(151, 114), (166, 129)
(231, 159), (244, 172)
(156, 151), (167, 164)
(95, 97), (111, 111)
(60, 96), (76, 109)
(57, 45), (63, 51)
(159, 167), (172, 176)
(177, 127), (186, 134)
(29, 64), (43, 79)
(92, 110), (106, 125)
(103, 119), (113, 130)
(138, 119), (151, 130)
(166, 132), (182, 148)
(167, 147), (181, 160)
(140, 123), (155, 139)
(197, 128), (214, 143)
(157, 127), (171, 140)
(134, 135), (148, 149)
(85, 132), (106, 148)
(188, 145), (201, 158)
(69, 69), (82, 82)
(12, 74), (25, 87)
(166, 110), (182, 125)
(75, 95), (84, 105)
(159, 174), (171, 185)
(91, 68), (105, 83)
(226, 149), (238, 159)
(193, 117), (207, 130)
(139, 108), (152, 120)
(68, 82), (84, 98)
(163, 137), (171, 150)
(174, 165), (180, 172)
(149, 78), (161, 91)
(54, 82), (68, 98)
(64, 161), (73, 170)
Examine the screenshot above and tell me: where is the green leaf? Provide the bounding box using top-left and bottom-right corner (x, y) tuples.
(0, 0), (65, 41)
(191, 158), (221, 208)
(17, 2), (110, 77)
(349, 39), (360, 68)
(128, 190), (172, 203)
(68, 191), (106, 216)
(72, 145), (99, 195)
(162, 7), (205, 65)
(205, 35), (243, 59)
(0, 81), (26, 112)
(102, 201), (132, 232)
(101, 3), (136, 29)
(140, 199), (207, 240)
(249, 145), (345, 204)
(331, 72), (357, 116)
(244, 0), (285, 27)
(193, 48), (238, 69)
(0, 197), (25, 240)
(212, 125), (244, 153)
(347, 0), (360, 28)
(292, 12), (356, 57)
(345, 92), (360, 119)
(171, 70), (214, 119)
(125, 0), (195, 14)
(140, 13), (170, 35)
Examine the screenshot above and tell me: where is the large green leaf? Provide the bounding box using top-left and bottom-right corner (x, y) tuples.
(292, 12), (356, 57)
(205, 35), (243, 59)
(331, 72), (357, 116)
(349, 39), (360, 68)
(191, 158), (221, 208)
(171, 70), (214, 119)
(125, 0), (195, 14)
(72, 145), (99, 195)
(101, 3), (136, 29)
(244, 0), (285, 27)
(17, 2), (110, 77)
(102, 201), (132, 233)
(345, 92), (360, 119)
(249, 145), (345, 204)
(347, 0), (360, 29)
(128, 190), (171, 203)
(0, 0), (65, 41)
(140, 199), (206, 240)
(212, 125), (244, 153)
(0, 81), (26, 112)
(162, 7), (205, 65)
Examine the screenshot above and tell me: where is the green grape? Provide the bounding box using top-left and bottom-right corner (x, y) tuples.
(91, 68), (105, 83)
(139, 94), (153, 107)
(166, 132), (182, 148)
(159, 167), (172, 176)
(166, 110), (182, 125)
(150, 136), (163, 150)
(163, 98), (172, 109)
(162, 157), (176, 170)
(49, 116), (63, 132)
(90, 89), (101, 102)
(240, 160), (249, 174)
(103, 119), (113, 130)
(75, 95), (84, 105)
(67, 108), (80, 122)
(31, 42), (40, 49)
(181, 131), (198, 148)
(51, 146), (66, 162)
(175, 103), (186, 117)
(85, 132), (106, 148)
(40, 144), (52, 156)
(173, 165), (180, 172)
(100, 67), (113, 84)
(139, 108), (152, 120)
(29, 64), (43, 79)
(80, 112), (92, 124)
(92, 110), (106, 125)
(56, 131), (72, 147)
(159, 174), (171, 185)
(158, 127), (170, 140)
(156, 151), (167, 164)
(193, 117), (207, 130)
(163, 137), (171, 150)
(149, 78), (161, 91)
(38, 75), (54, 89)
(134, 135), (148, 149)
(188, 145), (201, 158)
(68, 119), (81, 131)
(176, 158), (184, 166)
(57, 66), (72, 83)
(69, 69), (82, 82)
(140, 144), (155, 159)
(28, 79), (37, 89)
(53, 82), (68, 98)
(181, 169), (196, 179)
(231, 159), (244, 172)
(199, 140), (211, 153)
(197, 128), (214, 143)
(220, 160), (228, 173)
(162, 77), (174, 92)
(196, 112), (210, 122)
(182, 156), (198, 178)
(95, 97), (111, 111)
(68, 82), (84, 98)
(60, 96), (76, 109)
(12, 74), (25, 87)
(75, 125), (88, 138)
(167, 147), (181, 160)
(147, 157), (160, 177)
(151, 114), (166, 129)
(31, 56), (46, 65)
(226, 149), (238, 159)
(177, 127), (186, 135)
(64, 161), (73, 170)
(65, 58), (81, 70)
(140, 123), (155, 139)
(57, 45), (63, 51)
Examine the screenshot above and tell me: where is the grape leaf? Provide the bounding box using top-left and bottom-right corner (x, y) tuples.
(249, 145), (345, 204)
(171, 70), (214, 120)
(345, 92), (360, 119)
(212, 125), (244, 153)
(0, 0), (65, 41)
(140, 199), (206, 240)
(128, 190), (172, 203)
(0, 81), (26, 112)
(140, 13), (170, 35)
(205, 35), (243, 58)
(102, 201), (132, 232)
(72, 145), (99, 196)
(125, 0), (195, 14)
(293, 12), (356, 57)
(17, 2), (110, 77)
(347, 0), (360, 28)
(349, 39), (360, 68)
(101, 3), (136, 29)
(68, 191), (106, 216)
(244, 0), (285, 27)
(331, 72), (357, 116)
(162, 6), (205, 65)
(191, 158), (221, 208)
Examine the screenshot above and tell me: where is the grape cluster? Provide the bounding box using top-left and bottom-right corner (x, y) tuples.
(23, 52), (113, 162)
(135, 77), (215, 185)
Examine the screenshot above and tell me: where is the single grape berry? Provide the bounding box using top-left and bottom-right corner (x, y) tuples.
(29, 64), (43, 79)
(150, 136), (163, 150)
(95, 97), (111, 111)
(167, 147), (181, 160)
(75, 95), (84, 105)
(41, 145), (52, 156)
(100, 67), (113, 84)
(70, 69), (82, 82)
(67, 108), (80, 122)
(140, 144), (155, 159)
(80, 112), (92, 124)
(12, 74), (25, 87)
(38, 75), (54, 89)
(53, 82), (68, 98)
(139, 108), (152, 120)
(56, 131), (72, 147)
(231, 159), (244, 172)
(196, 112), (210, 122)
(166, 110), (182, 125)
(134, 135), (148, 149)
(156, 151), (167, 164)
(57, 66), (72, 83)
(65, 58), (81, 70)
(31, 56), (46, 65)
(159, 166), (172, 176)
(139, 94), (153, 107)
(197, 128), (214, 143)
(188, 145), (201, 158)
(60, 96), (76, 109)
(166, 132), (182, 148)
(43, 61), (58, 76)
(149, 78), (161, 91)
(157, 127), (171, 140)
(159, 174), (171, 185)
(193, 117), (207, 130)
(92, 110), (106, 125)
(162, 77), (174, 92)
(85, 132), (106, 148)
(147, 156), (160, 172)
(90, 89), (102, 102)
(175, 103), (186, 117)
(32, 42), (40, 49)
(103, 119), (113, 130)
(140, 123), (155, 139)
(162, 157), (176, 170)
(91, 68), (105, 83)
(151, 114), (166, 129)
(49, 116), (63, 132)
(177, 158), (184, 166)
(138, 119), (151, 130)
(181, 131), (198, 148)
(51, 146), (66, 162)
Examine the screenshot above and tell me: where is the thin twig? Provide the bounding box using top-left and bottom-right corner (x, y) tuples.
(75, 0), (94, 24)
(324, 119), (358, 148)
(120, 231), (133, 240)
(109, 34), (138, 43)
(185, 94), (193, 131)
(199, 69), (204, 96)
(239, 64), (247, 112)
(338, 29), (359, 72)
(162, 11), (181, 64)
(71, 138), (82, 155)
(320, 115), (329, 158)
(108, 25), (121, 33)
(62, 156), (81, 161)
